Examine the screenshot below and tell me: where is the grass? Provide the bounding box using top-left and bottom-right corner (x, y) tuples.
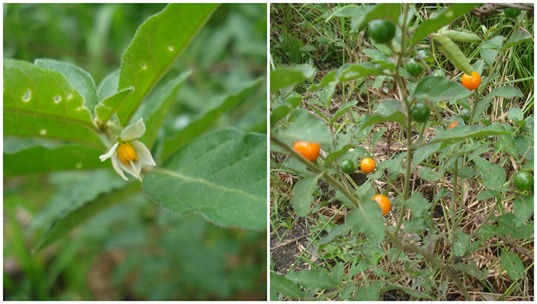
(270, 3), (533, 301)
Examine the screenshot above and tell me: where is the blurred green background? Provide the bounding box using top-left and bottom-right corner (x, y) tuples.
(4, 3), (267, 300)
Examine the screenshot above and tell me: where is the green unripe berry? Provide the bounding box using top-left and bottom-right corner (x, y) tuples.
(339, 159), (355, 174)
(410, 102), (431, 123)
(514, 171), (533, 191)
(367, 20), (396, 44)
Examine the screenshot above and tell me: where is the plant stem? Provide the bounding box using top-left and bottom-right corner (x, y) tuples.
(384, 229), (471, 300)
(270, 136), (360, 208)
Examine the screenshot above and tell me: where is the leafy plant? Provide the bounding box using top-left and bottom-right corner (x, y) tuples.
(270, 3), (533, 301)
(4, 3), (267, 300)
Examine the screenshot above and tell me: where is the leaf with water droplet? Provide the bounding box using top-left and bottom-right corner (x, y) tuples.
(35, 58), (99, 114)
(116, 4), (218, 125)
(4, 59), (102, 146)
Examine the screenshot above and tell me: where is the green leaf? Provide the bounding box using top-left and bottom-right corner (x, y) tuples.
(417, 166), (443, 182)
(497, 215), (533, 239)
(324, 144), (354, 166)
(501, 250), (525, 280)
(498, 129), (520, 158)
(4, 59), (102, 146)
(94, 87), (135, 124)
(319, 223), (352, 245)
(403, 192), (431, 216)
(331, 262), (345, 283)
(362, 4), (401, 25)
(330, 101), (358, 125)
(285, 269), (337, 290)
(513, 195), (534, 225)
(453, 261), (487, 280)
(429, 124), (510, 147)
(354, 283), (382, 300)
(131, 71), (191, 148)
(331, 5), (369, 33)
(143, 128), (266, 230)
(116, 4), (218, 125)
(507, 108), (524, 122)
(453, 231), (471, 257)
(4, 141), (106, 176)
(34, 58), (99, 114)
(360, 99), (406, 130)
(270, 95), (302, 127)
(430, 34), (473, 74)
(347, 202), (385, 244)
(309, 62), (383, 91)
(443, 29), (481, 42)
(504, 28), (532, 49)
(480, 36), (504, 67)
(160, 78), (262, 162)
(474, 157), (506, 191)
(274, 109), (332, 145)
(291, 176), (319, 217)
(333, 4), (401, 33)
(270, 272), (304, 300)
(488, 86), (523, 99)
(97, 69), (120, 101)
(32, 170), (128, 230)
(412, 142), (442, 169)
(270, 64), (316, 94)
(34, 179), (136, 252)
(410, 4), (477, 46)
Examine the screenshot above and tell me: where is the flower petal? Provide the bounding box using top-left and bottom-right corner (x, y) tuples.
(131, 140), (156, 166)
(99, 142), (119, 161)
(121, 118), (146, 141)
(111, 153), (128, 181)
(120, 159), (143, 181)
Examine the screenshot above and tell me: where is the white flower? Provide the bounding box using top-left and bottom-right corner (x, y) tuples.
(99, 118), (156, 181)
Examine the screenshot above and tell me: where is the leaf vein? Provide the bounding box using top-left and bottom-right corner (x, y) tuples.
(153, 168), (263, 202)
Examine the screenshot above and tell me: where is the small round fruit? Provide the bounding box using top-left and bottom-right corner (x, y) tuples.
(367, 20), (396, 44)
(339, 159), (355, 174)
(449, 121), (459, 129)
(360, 157), (376, 174)
(293, 141), (321, 162)
(372, 194), (391, 216)
(406, 58), (423, 77)
(504, 8), (521, 19)
(411, 102), (431, 123)
(514, 171), (533, 191)
(461, 71), (482, 90)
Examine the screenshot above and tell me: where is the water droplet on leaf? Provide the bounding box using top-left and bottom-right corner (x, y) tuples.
(40, 129), (47, 135)
(168, 45), (174, 51)
(22, 90), (31, 102)
(53, 95), (62, 104)
(141, 63), (147, 70)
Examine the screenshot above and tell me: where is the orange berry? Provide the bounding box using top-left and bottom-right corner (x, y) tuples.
(372, 194), (391, 216)
(461, 71), (482, 90)
(360, 157), (376, 174)
(449, 121), (459, 129)
(292, 141), (321, 162)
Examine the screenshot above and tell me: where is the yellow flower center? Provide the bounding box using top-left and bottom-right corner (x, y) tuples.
(117, 142), (138, 165)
